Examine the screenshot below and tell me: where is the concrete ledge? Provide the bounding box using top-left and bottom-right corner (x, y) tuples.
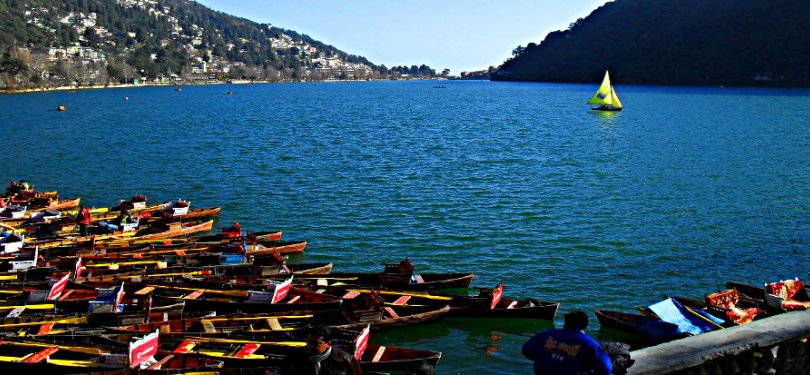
(627, 310), (810, 374)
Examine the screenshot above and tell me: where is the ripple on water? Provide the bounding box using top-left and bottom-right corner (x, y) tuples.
(3, 82), (810, 373)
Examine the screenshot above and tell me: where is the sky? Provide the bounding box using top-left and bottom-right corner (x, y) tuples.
(195, 0), (610, 74)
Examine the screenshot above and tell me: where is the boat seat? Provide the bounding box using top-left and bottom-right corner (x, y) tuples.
(392, 296), (411, 305)
(383, 306), (400, 319)
(22, 346), (59, 363)
(707, 289), (761, 324)
(371, 346), (386, 363)
(767, 279), (810, 311)
(173, 340), (196, 354)
(266, 318), (282, 331)
(184, 290), (204, 300)
(343, 291), (360, 299)
(201, 320), (216, 333)
(58, 290), (75, 301)
(234, 344), (261, 359)
(38, 323), (55, 335)
(355, 310), (382, 323)
(147, 354), (174, 370)
(287, 295), (301, 304)
(135, 286), (155, 295)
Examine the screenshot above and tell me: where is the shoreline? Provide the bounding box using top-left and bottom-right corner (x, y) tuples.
(0, 77), (450, 95)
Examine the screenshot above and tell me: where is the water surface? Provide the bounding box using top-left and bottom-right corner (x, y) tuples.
(2, 81), (810, 373)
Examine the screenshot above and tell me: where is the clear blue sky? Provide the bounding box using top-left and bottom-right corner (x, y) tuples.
(195, 0), (609, 74)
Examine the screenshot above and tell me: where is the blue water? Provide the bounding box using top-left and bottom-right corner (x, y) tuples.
(2, 81), (810, 373)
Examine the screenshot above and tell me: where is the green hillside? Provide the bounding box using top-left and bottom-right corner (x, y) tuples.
(492, 0), (810, 87)
(0, 0), (438, 88)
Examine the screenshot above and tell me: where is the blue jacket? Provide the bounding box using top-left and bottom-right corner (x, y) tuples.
(522, 328), (613, 375)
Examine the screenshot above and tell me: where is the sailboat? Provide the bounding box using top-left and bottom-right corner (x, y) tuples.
(587, 70), (623, 111)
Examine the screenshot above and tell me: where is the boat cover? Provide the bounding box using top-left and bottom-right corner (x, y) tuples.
(648, 298), (723, 336)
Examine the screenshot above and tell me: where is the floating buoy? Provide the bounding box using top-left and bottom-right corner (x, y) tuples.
(227, 91), (233, 95)
(124, 97), (129, 101)
(175, 87), (182, 92)
(56, 105), (67, 111)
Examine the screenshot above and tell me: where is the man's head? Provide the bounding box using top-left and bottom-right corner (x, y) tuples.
(306, 326), (332, 355)
(563, 310), (589, 330)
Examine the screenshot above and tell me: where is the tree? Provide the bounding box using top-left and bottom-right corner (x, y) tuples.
(83, 27), (100, 47)
(106, 63), (125, 83)
(0, 54), (28, 77)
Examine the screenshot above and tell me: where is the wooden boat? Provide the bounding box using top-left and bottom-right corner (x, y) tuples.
(49, 249), (329, 272)
(134, 220), (215, 241)
(332, 303), (451, 331)
(148, 283), (343, 313)
(0, 308), (206, 336)
(273, 259), (474, 290)
(357, 344), (441, 373)
(245, 240), (308, 255)
(25, 230), (140, 249)
(165, 335), (440, 373)
(0, 281), (158, 317)
(139, 207), (221, 223)
(193, 222), (282, 243)
(29, 198), (81, 212)
(588, 70), (623, 111)
(37, 233), (289, 260)
(440, 282), (557, 319)
(73, 260), (333, 285)
(725, 281), (781, 314)
(40, 239), (209, 258)
(30, 220), (215, 249)
(87, 202), (169, 224)
(106, 311), (318, 335)
(320, 282), (558, 320)
(763, 278), (810, 312)
(0, 338), (224, 374)
(595, 309), (688, 345)
(108, 297), (448, 335)
(703, 289), (764, 325)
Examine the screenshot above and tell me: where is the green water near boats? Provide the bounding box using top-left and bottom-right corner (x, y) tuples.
(2, 81), (810, 373)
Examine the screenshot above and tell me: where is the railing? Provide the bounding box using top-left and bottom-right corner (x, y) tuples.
(627, 310), (810, 374)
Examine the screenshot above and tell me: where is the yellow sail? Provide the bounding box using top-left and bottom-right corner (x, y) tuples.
(587, 70), (621, 108)
(609, 85), (623, 108)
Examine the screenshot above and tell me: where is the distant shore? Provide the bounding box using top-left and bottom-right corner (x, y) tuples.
(0, 77), (450, 95)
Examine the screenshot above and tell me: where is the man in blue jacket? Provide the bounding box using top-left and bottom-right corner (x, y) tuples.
(523, 310), (613, 375)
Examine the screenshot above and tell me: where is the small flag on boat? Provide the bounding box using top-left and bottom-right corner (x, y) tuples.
(271, 276), (293, 304)
(114, 282), (126, 312)
(354, 324), (370, 360)
(74, 257), (83, 279)
(129, 329), (159, 368)
(48, 272), (70, 300)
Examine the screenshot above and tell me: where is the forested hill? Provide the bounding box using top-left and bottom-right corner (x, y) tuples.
(0, 0), (439, 88)
(492, 0), (810, 87)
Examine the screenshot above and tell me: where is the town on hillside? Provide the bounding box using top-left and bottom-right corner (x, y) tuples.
(0, 0), (449, 90)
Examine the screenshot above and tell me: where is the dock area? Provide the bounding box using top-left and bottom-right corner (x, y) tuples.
(629, 310), (810, 374)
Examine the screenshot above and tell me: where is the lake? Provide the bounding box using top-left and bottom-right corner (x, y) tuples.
(2, 80), (810, 373)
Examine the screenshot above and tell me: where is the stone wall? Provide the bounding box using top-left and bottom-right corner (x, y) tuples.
(627, 310), (810, 375)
